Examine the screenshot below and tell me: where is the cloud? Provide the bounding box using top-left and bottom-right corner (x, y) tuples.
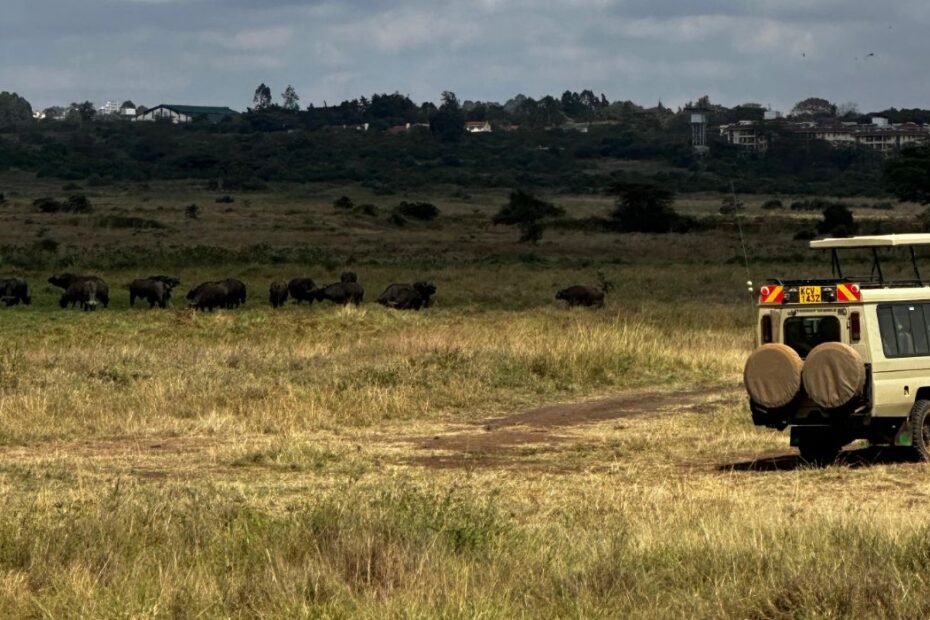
(2, 0), (930, 113)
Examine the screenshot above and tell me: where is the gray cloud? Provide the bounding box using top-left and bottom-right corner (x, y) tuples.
(1, 0), (928, 113)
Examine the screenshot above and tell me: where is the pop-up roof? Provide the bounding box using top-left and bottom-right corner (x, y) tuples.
(811, 234), (930, 249)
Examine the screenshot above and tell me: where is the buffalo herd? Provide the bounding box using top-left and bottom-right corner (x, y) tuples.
(0, 273), (611, 311)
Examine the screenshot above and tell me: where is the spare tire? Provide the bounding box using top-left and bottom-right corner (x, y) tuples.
(744, 343), (803, 408)
(802, 342), (866, 409)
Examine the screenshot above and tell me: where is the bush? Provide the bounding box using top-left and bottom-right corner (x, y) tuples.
(355, 203), (379, 216)
(94, 215), (167, 229)
(215, 195), (235, 204)
(65, 194), (93, 213)
(871, 201), (894, 210)
(33, 195), (92, 214)
(333, 195), (354, 210)
(794, 229), (817, 240)
(395, 201), (440, 221)
(609, 183), (681, 233)
(35, 238), (59, 252)
(388, 212), (407, 226)
(185, 204), (200, 219)
(817, 203), (857, 237)
(762, 199), (784, 210)
(0, 193), (5, 205)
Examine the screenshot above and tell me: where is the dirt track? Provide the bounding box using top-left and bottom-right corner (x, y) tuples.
(409, 386), (743, 469)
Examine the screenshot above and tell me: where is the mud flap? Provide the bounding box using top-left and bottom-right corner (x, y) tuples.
(894, 418), (913, 447)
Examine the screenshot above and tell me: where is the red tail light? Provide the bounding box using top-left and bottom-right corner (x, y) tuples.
(761, 314), (773, 343)
(850, 312), (861, 342)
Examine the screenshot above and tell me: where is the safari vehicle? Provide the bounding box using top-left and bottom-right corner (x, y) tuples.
(745, 234), (930, 463)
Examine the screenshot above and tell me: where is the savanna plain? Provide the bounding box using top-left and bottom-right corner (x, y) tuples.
(2, 174), (930, 618)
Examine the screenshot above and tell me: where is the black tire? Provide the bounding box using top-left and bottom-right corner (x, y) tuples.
(908, 399), (930, 461)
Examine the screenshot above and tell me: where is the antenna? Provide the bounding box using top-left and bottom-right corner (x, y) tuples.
(729, 181), (755, 314)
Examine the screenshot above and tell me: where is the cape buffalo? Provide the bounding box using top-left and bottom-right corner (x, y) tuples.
(269, 281), (289, 308)
(189, 282), (230, 311)
(49, 273), (109, 308)
(377, 281), (437, 310)
(287, 277), (316, 304)
(129, 276), (172, 308)
(315, 281), (364, 306)
(60, 279), (102, 311)
(556, 285), (606, 308)
(186, 278), (246, 309)
(0, 277), (31, 306)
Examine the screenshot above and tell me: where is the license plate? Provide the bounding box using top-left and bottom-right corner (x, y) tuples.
(799, 286), (822, 304)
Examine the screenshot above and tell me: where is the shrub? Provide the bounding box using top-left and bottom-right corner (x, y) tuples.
(871, 201), (894, 210)
(355, 203), (379, 216)
(62, 183), (82, 191)
(333, 195), (354, 210)
(33, 197), (64, 213)
(65, 194), (93, 213)
(762, 199), (784, 210)
(388, 212), (407, 226)
(185, 204), (200, 219)
(817, 203), (857, 237)
(0, 193), (5, 205)
(94, 215), (167, 229)
(215, 195), (235, 204)
(794, 229), (817, 240)
(396, 201), (440, 221)
(35, 238), (59, 252)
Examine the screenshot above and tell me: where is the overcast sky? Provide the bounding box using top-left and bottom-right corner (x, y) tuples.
(2, 0), (929, 113)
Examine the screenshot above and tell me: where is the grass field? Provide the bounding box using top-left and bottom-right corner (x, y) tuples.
(2, 173), (930, 617)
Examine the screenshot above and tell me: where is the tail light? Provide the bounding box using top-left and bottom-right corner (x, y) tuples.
(761, 314), (773, 343)
(850, 312), (861, 342)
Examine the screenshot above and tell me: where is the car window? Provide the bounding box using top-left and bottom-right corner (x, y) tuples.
(783, 316), (841, 358)
(878, 304), (930, 358)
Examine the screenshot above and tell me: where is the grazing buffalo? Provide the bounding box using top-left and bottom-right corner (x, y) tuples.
(60, 279), (102, 311)
(129, 275), (180, 308)
(556, 285), (606, 308)
(186, 278), (246, 309)
(314, 281), (364, 306)
(48, 273), (109, 308)
(377, 281), (437, 310)
(287, 277), (317, 304)
(189, 282), (230, 311)
(340, 271), (358, 283)
(269, 281), (289, 308)
(0, 277), (31, 306)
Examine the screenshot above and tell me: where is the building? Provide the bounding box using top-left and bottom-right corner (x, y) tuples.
(719, 120), (769, 151)
(98, 101), (120, 115)
(133, 104), (239, 124)
(719, 116), (930, 153)
(465, 120), (492, 133)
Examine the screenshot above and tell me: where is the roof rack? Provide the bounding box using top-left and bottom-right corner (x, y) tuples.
(809, 235), (930, 288)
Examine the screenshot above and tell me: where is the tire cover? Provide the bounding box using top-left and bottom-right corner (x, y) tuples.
(743, 343), (803, 408)
(802, 342), (866, 409)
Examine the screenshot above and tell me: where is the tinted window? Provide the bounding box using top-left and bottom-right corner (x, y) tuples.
(878, 304), (930, 358)
(783, 316), (841, 357)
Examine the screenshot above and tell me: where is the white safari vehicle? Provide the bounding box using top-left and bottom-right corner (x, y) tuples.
(745, 234), (930, 463)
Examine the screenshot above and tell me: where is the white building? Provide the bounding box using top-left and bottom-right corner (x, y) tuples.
(465, 120), (492, 133)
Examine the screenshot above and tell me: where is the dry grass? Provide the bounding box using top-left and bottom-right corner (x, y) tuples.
(3, 175), (930, 616)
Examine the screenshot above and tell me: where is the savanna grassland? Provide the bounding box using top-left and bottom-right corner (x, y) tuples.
(3, 173), (930, 617)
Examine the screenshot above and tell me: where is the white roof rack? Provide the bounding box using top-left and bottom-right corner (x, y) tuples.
(810, 234), (930, 249)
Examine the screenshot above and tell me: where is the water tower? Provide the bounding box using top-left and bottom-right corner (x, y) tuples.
(687, 107), (709, 155)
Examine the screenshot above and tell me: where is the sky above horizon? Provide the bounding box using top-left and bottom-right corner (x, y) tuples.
(2, 0), (928, 114)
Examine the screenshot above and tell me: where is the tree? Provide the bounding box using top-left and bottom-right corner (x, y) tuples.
(493, 190), (564, 243)
(608, 183), (681, 233)
(885, 146), (930, 204)
(0, 92), (34, 127)
(430, 91), (465, 142)
(790, 97), (836, 118)
(281, 85), (300, 111)
(253, 83), (273, 110)
(66, 101), (96, 123)
(817, 203), (857, 237)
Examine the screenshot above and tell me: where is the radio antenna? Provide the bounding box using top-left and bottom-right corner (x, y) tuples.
(729, 180), (755, 312)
